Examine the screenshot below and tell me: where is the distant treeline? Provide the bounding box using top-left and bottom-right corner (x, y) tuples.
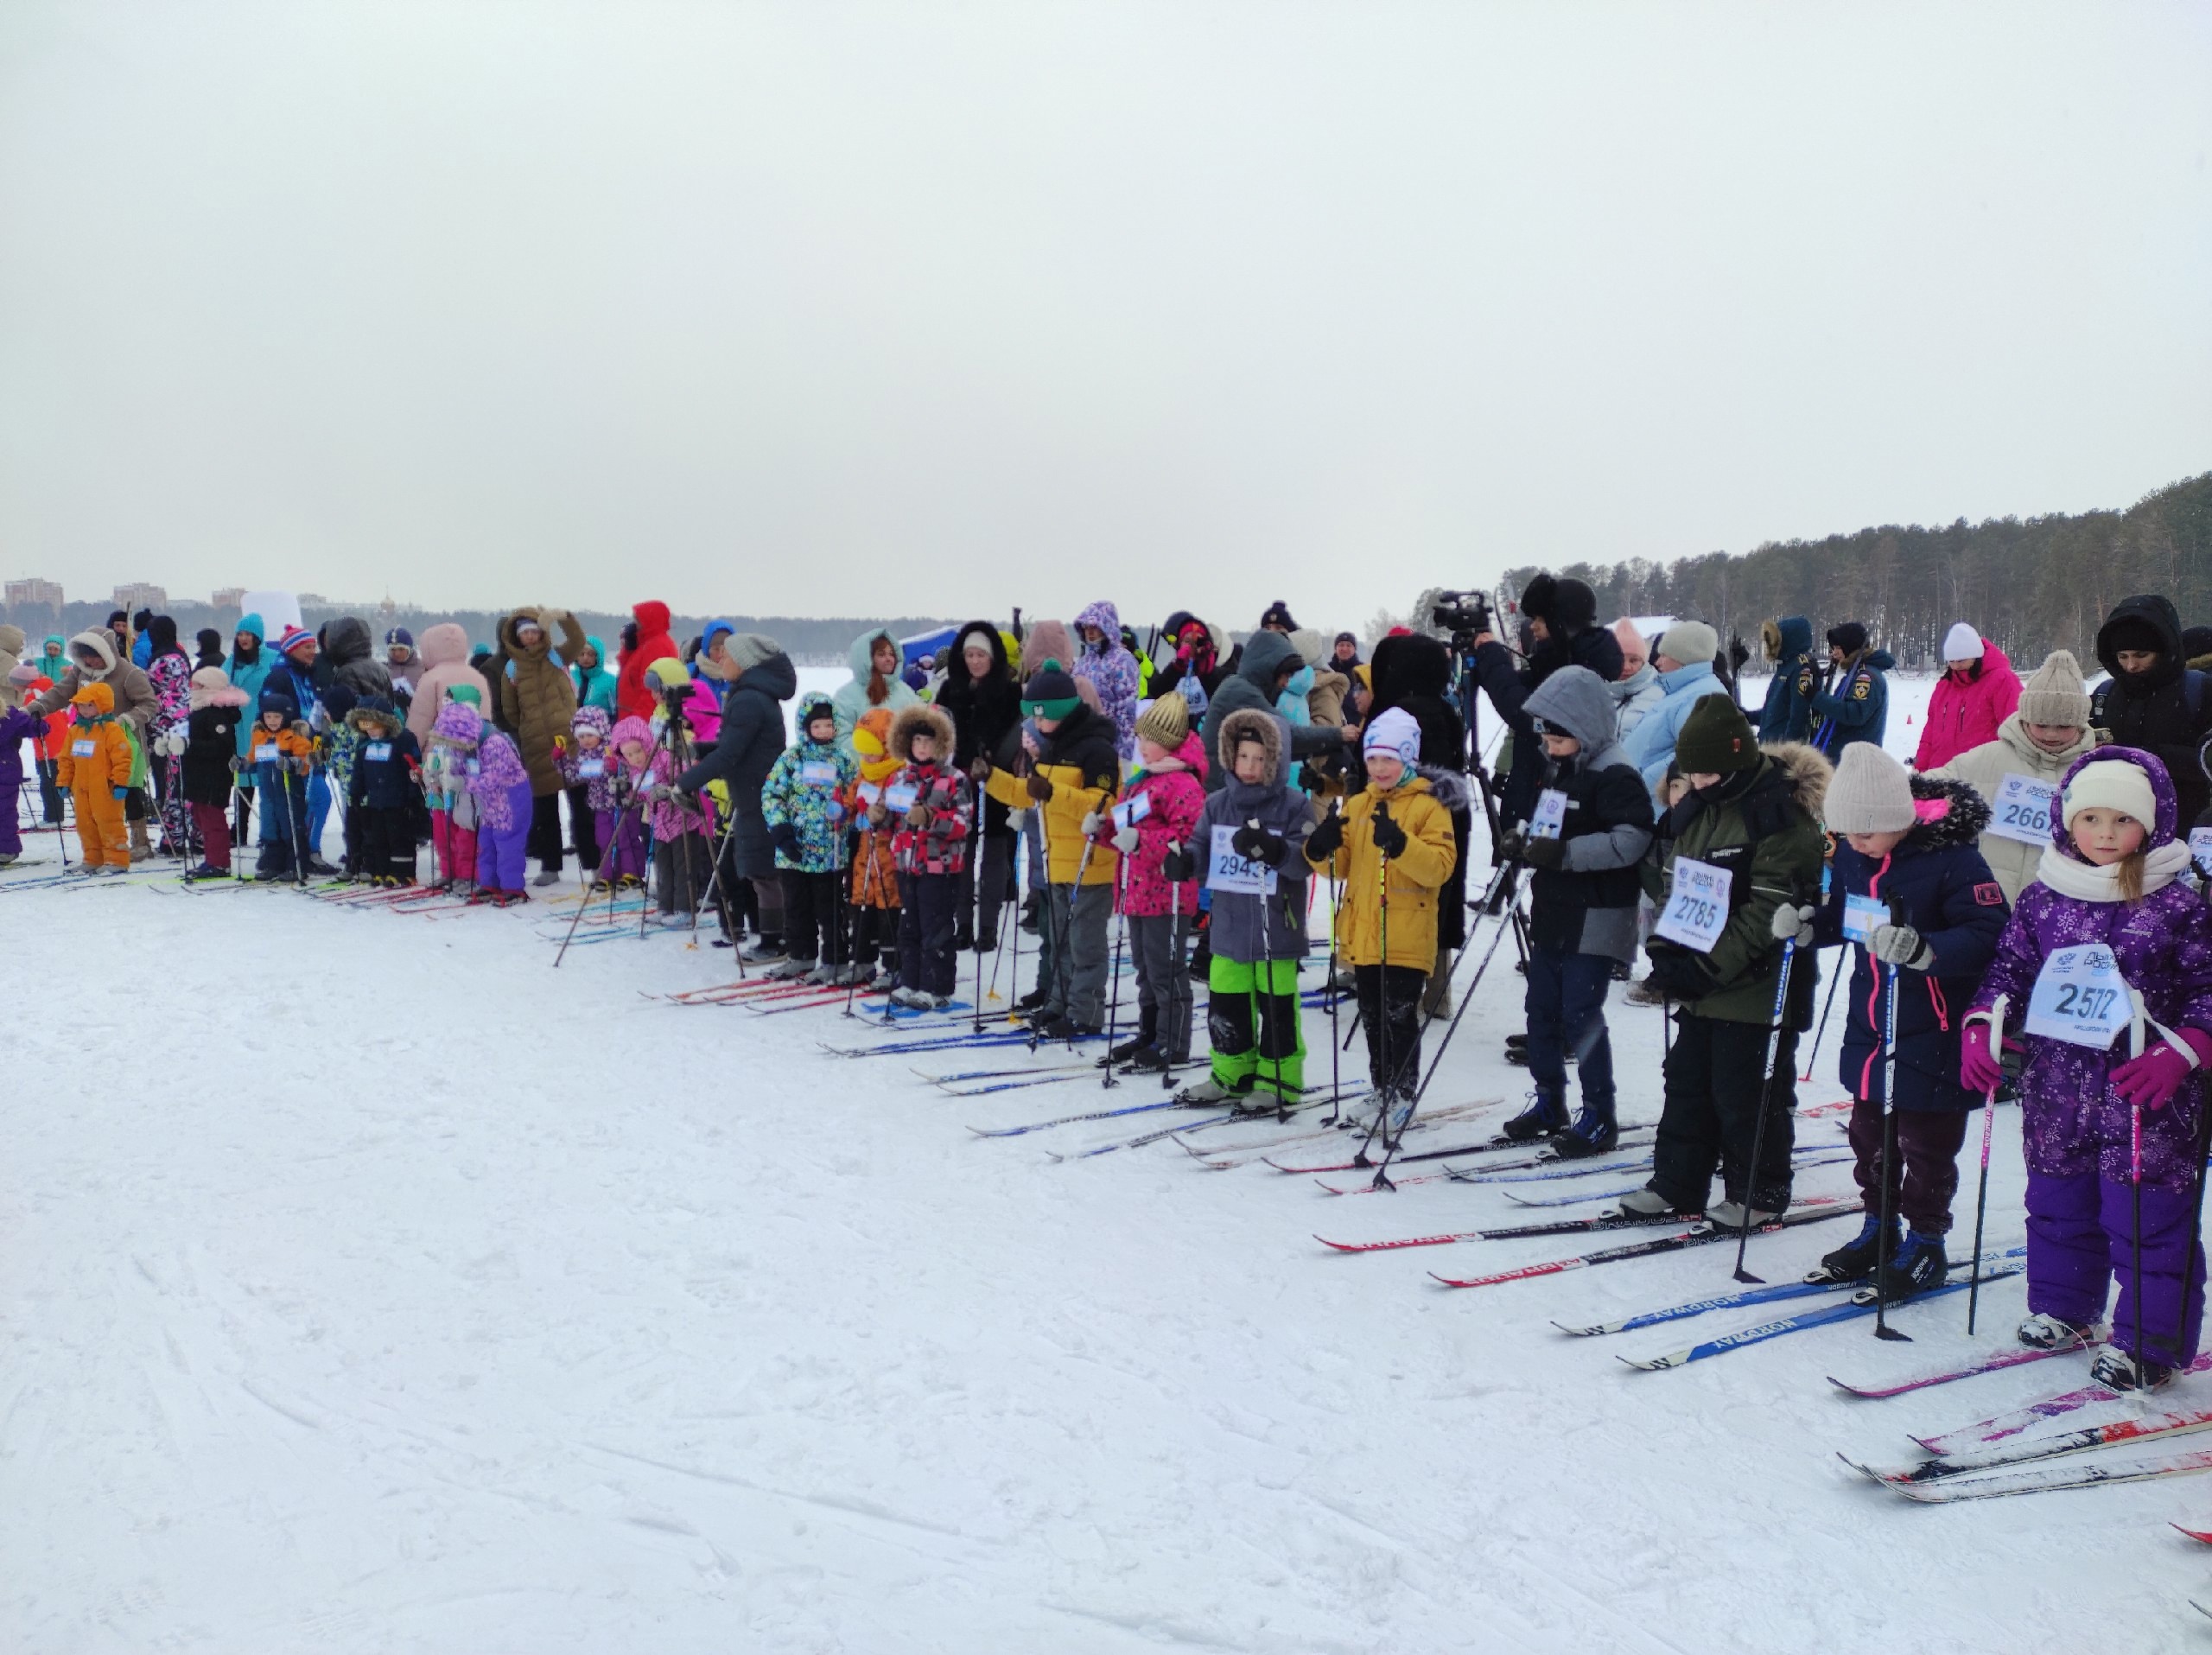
(1506, 469), (2212, 670)
(0, 603), (967, 667)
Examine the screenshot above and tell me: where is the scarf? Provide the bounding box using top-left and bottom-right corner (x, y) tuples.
(2032, 839), (2192, 902)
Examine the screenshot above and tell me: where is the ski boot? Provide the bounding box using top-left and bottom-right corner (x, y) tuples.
(1500, 1090), (1569, 1143)
(766, 955), (815, 981)
(1548, 1102), (1618, 1159)
(1122, 1046), (1170, 1073)
(1175, 1076), (1241, 1109)
(2088, 1346), (2174, 1395)
(2016, 1312), (2098, 1351)
(1503, 1032), (1529, 1066)
(1807, 1212), (1896, 1284)
(1872, 1231), (1948, 1304)
(1706, 1198), (1781, 1230)
(804, 963), (841, 987)
(1616, 1185), (1695, 1219)
(1101, 1011), (1160, 1068)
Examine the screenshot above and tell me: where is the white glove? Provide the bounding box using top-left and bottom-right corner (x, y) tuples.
(1080, 811), (1103, 836)
(1869, 923), (1935, 971)
(1112, 824), (1141, 855)
(1769, 902), (1815, 947)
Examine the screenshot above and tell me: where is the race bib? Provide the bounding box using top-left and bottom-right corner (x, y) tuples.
(575, 757), (605, 779)
(2190, 826), (2212, 878)
(72, 739), (94, 758)
(800, 760), (837, 786)
(465, 758), (481, 776)
(1843, 892), (1887, 945)
(2024, 944), (2132, 1050)
(364, 742), (392, 762)
(1111, 792), (1153, 830)
(1654, 857), (1731, 953)
(251, 743), (274, 764)
(1987, 774), (2057, 846)
(1207, 823), (1279, 896)
(885, 781), (919, 812)
(1529, 788), (1569, 841)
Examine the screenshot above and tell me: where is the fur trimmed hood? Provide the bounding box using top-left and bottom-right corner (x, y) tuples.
(1902, 773), (1991, 850)
(1761, 740), (1832, 820)
(1217, 707), (1285, 787)
(188, 665), (247, 710)
(888, 701), (956, 761)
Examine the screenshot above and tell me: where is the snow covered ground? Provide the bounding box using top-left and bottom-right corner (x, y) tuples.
(9, 669), (2212, 1652)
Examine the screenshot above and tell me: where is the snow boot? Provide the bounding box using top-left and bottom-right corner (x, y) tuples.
(737, 936), (786, 965)
(1031, 1011), (1099, 1042)
(1548, 1102), (1618, 1159)
(1501, 1090), (1570, 1143)
(2088, 1346), (2174, 1395)
(1706, 1199), (1780, 1230)
(1018, 892), (1043, 934)
(182, 863), (227, 882)
(1872, 1231), (1948, 1304)
(804, 963), (840, 987)
(1122, 1046), (1170, 1073)
(1808, 1212), (1897, 1285)
(1015, 984), (1051, 1012)
(129, 818), (152, 863)
(2016, 1312), (2099, 1351)
(1616, 1186), (1691, 1219)
(1176, 1077), (1241, 1108)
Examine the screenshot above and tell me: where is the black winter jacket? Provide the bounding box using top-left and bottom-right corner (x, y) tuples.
(2091, 594), (2212, 831)
(677, 652), (799, 880)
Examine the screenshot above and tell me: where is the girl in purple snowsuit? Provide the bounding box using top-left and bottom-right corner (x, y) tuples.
(463, 714), (535, 904)
(1964, 747), (2212, 1392)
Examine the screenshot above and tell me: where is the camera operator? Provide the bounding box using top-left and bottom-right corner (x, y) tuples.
(1469, 574), (1623, 832)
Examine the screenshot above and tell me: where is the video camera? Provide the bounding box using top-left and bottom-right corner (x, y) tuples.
(1430, 589), (1493, 640)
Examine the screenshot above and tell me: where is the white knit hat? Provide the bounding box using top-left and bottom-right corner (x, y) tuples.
(1942, 622), (1985, 662)
(1823, 742), (1916, 835)
(2063, 759), (2157, 833)
(1657, 621), (1718, 666)
(1363, 706), (1421, 768)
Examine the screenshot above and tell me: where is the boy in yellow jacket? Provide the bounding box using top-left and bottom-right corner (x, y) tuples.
(1305, 707), (1458, 1102)
(54, 682), (137, 871)
(980, 659), (1120, 1039)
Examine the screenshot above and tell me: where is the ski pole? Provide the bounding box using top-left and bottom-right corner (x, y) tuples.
(1964, 991), (2009, 1335)
(1797, 864), (1836, 1079)
(1101, 846), (1126, 1089)
(2171, 1070), (2212, 1368)
(1873, 964), (1909, 1342)
(2127, 992), (2147, 1373)
(970, 784), (988, 1034)
(1731, 936), (1796, 1284)
(1058, 831), (1097, 1049)
(555, 795), (631, 968)
(1325, 857), (1344, 1125)
(1163, 840), (1189, 1091)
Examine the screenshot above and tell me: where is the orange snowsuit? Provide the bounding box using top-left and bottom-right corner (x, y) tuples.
(54, 683), (135, 867)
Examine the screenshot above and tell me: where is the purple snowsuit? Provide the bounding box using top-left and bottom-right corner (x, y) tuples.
(1970, 747), (2212, 1366)
(468, 728), (534, 894)
(1072, 599), (1140, 761)
(0, 703), (34, 858)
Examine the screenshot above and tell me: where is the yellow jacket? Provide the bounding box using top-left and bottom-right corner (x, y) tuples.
(1307, 775), (1457, 969)
(983, 706), (1122, 888)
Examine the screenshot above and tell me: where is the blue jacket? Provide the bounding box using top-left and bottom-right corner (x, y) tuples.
(1811, 650), (1893, 757)
(1623, 659), (1731, 799)
(1758, 616), (1818, 742)
(1810, 776), (2008, 1111)
(346, 700), (422, 812)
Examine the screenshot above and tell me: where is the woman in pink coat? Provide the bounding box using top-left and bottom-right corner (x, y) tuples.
(1914, 625), (2021, 771)
(405, 623), (493, 749)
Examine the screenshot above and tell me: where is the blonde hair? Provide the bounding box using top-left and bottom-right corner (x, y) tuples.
(2116, 849), (2147, 902)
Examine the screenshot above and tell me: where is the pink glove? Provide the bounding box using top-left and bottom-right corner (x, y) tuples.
(2113, 1028), (2212, 1111)
(1961, 1022), (2005, 1096)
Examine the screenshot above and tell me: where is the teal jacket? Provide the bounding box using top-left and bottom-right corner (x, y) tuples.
(575, 635), (619, 715)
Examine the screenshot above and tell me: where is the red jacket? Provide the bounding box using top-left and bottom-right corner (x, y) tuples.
(616, 600), (680, 723)
(1914, 639), (2021, 770)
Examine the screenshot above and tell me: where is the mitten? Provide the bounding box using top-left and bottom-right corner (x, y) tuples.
(1770, 902), (1816, 947)
(1370, 803), (1408, 859)
(1160, 843), (1196, 882)
(1520, 835), (1565, 871)
(1026, 771), (1054, 802)
(1869, 924), (1934, 970)
(772, 822), (803, 859)
(1111, 824), (1141, 855)
(1641, 950), (1714, 1003)
(1080, 811), (1103, 836)
(968, 757), (992, 782)
(1304, 809), (1344, 862)
(907, 803), (933, 830)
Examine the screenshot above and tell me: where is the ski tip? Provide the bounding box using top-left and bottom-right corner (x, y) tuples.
(1314, 1235), (1358, 1252)
(1313, 1180), (1347, 1195)
(1551, 1321), (1599, 1338)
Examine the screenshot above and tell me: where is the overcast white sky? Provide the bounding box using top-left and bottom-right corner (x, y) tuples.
(2, 3), (2207, 628)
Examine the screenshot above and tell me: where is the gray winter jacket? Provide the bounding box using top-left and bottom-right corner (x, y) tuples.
(1199, 630), (1347, 792)
(1198, 710), (1313, 961)
(1522, 666), (1655, 963)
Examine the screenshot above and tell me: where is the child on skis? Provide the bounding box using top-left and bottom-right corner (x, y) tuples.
(250, 684), (317, 881)
(842, 708), (905, 990)
(1093, 693), (1207, 1072)
(1181, 707), (1314, 1111)
(54, 682), (135, 872)
(0, 678), (38, 866)
(1302, 706), (1458, 1109)
(1965, 748), (2212, 1392)
(448, 703), (531, 906)
(981, 660), (1122, 1040)
(1487, 667), (1653, 1154)
(882, 703), (970, 1009)
(346, 696), (423, 887)
(762, 695), (859, 983)
(181, 666), (249, 879)
(1781, 743), (2008, 1300)
(424, 693), (484, 892)
(599, 716), (658, 889)
(556, 707), (625, 886)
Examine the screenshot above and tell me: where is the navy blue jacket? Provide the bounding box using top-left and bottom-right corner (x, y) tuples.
(348, 726), (422, 811)
(1811, 776), (2009, 1111)
(1757, 616), (1817, 743)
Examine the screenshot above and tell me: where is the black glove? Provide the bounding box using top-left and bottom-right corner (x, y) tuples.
(1520, 834), (1566, 871)
(671, 787), (700, 816)
(1370, 802), (1408, 859)
(1232, 823), (1288, 867)
(1304, 807), (1344, 862)
(1495, 828), (1527, 863)
(772, 822), (803, 859)
(1160, 843), (1196, 882)
(1642, 950), (1715, 1003)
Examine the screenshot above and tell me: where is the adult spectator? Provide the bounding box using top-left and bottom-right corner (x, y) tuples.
(495, 607), (588, 884)
(615, 601), (680, 722)
(194, 629), (226, 672)
(1470, 573), (1623, 831)
(1367, 629), (1478, 1013)
(1071, 600), (1141, 759)
(1330, 632), (1363, 673)
(1151, 613), (1228, 718)
(679, 633), (798, 961)
(1198, 630), (1355, 793)
(936, 621), (1022, 953)
(1622, 621), (1730, 803)
(1928, 650), (2096, 903)
(1258, 600), (1297, 633)
(0, 625), (20, 690)
(1610, 618), (1664, 738)
(1756, 615), (1818, 742)
(2089, 593), (2212, 829)
(2186, 626), (2212, 673)
(831, 627), (921, 759)
(1810, 622), (1893, 758)
(1913, 623), (2021, 772)
(384, 628), (423, 697)
(226, 614), (271, 843)
(404, 624), (490, 750)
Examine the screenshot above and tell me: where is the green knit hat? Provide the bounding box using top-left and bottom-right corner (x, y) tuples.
(1020, 658), (1082, 721)
(1673, 694), (1760, 774)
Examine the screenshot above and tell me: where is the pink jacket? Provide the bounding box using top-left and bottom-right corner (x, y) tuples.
(1914, 639), (2021, 771)
(406, 623), (493, 748)
(1096, 729), (1208, 917)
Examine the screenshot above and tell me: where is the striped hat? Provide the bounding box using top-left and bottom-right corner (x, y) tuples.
(275, 625), (317, 658)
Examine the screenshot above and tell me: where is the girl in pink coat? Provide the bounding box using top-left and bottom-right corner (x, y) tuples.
(1091, 694), (1208, 1070)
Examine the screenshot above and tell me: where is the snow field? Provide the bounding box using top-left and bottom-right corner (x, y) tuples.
(7, 668), (2210, 1652)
